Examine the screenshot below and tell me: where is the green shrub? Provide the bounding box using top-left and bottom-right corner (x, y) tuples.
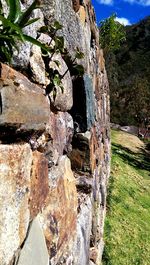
(99, 14), (126, 56)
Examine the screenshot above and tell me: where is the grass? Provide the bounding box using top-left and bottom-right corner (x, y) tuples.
(102, 129), (150, 265)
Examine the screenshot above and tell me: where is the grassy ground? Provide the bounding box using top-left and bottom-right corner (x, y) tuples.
(102, 130), (150, 265)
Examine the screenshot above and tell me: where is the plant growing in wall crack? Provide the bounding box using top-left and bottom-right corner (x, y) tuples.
(0, 0), (84, 100)
(0, 0), (50, 62)
(38, 23), (84, 100)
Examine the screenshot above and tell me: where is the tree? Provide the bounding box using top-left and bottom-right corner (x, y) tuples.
(99, 14), (126, 56)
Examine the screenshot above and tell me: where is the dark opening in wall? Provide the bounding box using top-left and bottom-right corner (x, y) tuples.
(69, 77), (87, 133)
(91, 31), (96, 48)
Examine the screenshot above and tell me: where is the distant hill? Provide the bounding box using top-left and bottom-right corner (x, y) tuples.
(106, 16), (150, 126)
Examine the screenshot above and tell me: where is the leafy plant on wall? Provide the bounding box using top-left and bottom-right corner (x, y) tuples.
(0, 0), (84, 100)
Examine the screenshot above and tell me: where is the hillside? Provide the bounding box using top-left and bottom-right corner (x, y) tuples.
(107, 16), (150, 126)
(102, 130), (150, 265)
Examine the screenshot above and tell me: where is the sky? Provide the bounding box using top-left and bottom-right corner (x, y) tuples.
(91, 0), (150, 25)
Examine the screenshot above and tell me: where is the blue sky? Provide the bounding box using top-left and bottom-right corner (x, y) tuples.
(91, 0), (150, 25)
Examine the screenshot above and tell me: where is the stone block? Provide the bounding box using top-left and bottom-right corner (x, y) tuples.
(29, 151), (49, 219)
(47, 111), (74, 156)
(49, 54), (73, 112)
(73, 196), (92, 265)
(12, 8), (44, 69)
(72, 0), (80, 12)
(39, 156), (78, 263)
(78, 5), (86, 25)
(17, 216), (49, 265)
(30, 44), (46, 85)
(0, 144), (32, 265)
(0, 64), (50, 138)
(68, 131), (91, 173)
(83, 74), (95, 130)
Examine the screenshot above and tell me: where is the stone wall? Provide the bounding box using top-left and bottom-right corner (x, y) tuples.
(0, 1), (110, 264)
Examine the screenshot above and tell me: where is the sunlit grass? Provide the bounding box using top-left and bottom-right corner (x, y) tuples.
(102, 130), (150, 265)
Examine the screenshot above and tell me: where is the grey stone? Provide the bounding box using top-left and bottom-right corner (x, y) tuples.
(30, 45), (46, 85)
(13, 8), (45, 69)
(17, 216), (49, 265)
(49, 54), (73, 111)
(73, 196), (92, 265)
(83, 74), (95, 130)
(76, 176), (93, 194)
(46, 111), (74, 156)
(41, 0), (91, 70)
(0, 144), (32, 265)
(29, 33), (52, 86)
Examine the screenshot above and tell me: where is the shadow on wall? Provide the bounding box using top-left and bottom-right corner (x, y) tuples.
(69, 77), (87, 133)
(69, 74), (95, 133)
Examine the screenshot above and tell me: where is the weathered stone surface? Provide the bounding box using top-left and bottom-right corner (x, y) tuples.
(78, 5), (86, 25)
(17, 216), (49, 265)
(29, 33), (52, 86)
(39, 156), (78, 264)
(73, 196), (92, 265)
(13, 8), (44, 68)
(0, 64), (50, 137)
(29, 151), (49, 219)
(42, 0), (91, 71)
(68, 131), (91, 172)
(49, 54), (73, 111)
(72, 0), (80, 12)
(0, 144), (32, 265)
(47, 111), (74, 155)
(30, 45), (46, 85)
(84, 74), (95, 130)
(34, 112), (74, 166)
(90, 247), (98, 264)
(76, 175), (93, 194)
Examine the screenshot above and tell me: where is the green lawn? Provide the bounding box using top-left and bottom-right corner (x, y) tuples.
(102, 130), (150, 265)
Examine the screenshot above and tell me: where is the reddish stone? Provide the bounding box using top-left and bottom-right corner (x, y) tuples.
(30, 151), (49, 219)
(0, 63), (50, 137)
(39, 156), (78, 263)
(0, 144), (32, 265)
(72, 0), (80, 12)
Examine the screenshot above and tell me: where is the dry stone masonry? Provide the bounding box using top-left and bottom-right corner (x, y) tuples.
(0, 0), (110, 264)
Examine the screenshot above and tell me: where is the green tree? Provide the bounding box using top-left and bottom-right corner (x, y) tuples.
(99, 14), (126, 56)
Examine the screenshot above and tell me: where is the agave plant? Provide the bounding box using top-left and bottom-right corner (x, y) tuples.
(0, 0), (49, 63)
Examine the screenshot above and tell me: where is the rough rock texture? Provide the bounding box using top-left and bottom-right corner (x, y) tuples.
(47, 111), (74, 156)
(29, 151), (49, 219)
(73, 196), (93, 265)
(39, 156), (78, 265)
(17, 216), (49, 265)
(0, 144), (32, 265)
(0, 1), (110, 265)
(49, 54), (73, 112)
(0, 63), (50, 139)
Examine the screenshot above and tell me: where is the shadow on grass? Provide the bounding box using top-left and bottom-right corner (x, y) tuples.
(112, 143), (150, 172)
(145, 141), (150, 152)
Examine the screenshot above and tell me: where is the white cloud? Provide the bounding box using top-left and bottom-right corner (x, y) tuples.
(96, 0), (150, 6)
(124, 0), (150, 6)
(115, 17), (131, 26)
(96, 0), (113, 5)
